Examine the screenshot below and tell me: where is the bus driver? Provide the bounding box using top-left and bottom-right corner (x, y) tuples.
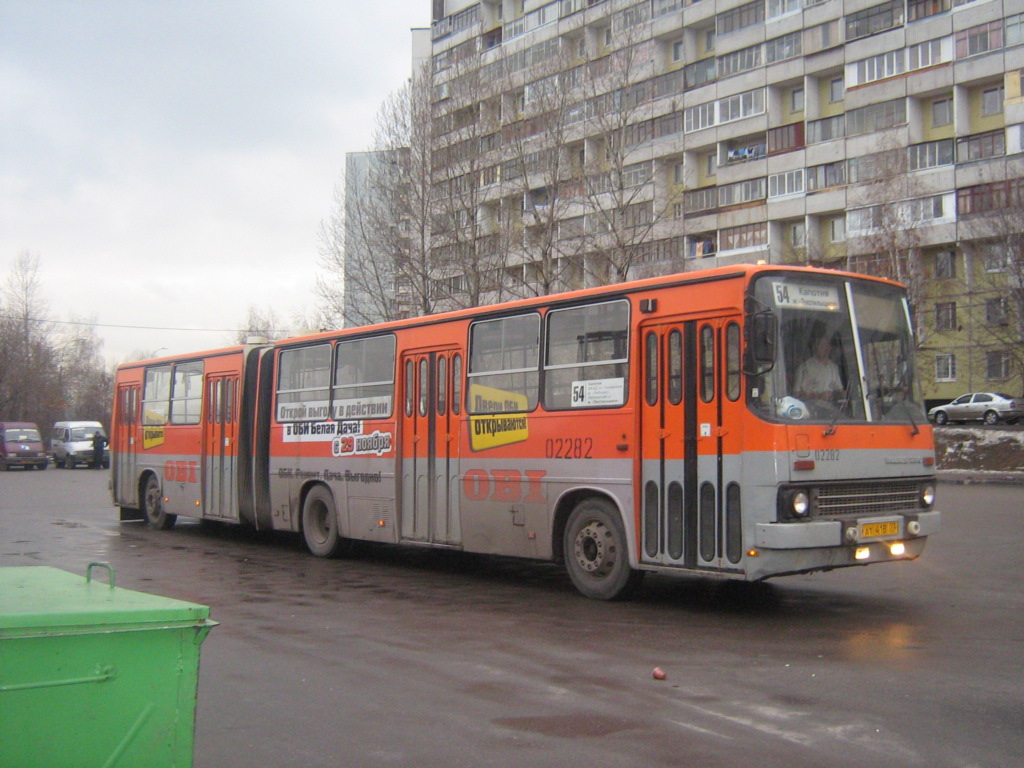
(794, 335), (842, 402)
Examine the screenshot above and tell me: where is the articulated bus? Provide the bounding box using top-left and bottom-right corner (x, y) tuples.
(111, 264), (940, 599)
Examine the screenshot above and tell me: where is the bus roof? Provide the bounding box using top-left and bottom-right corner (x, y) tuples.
(118, 263), (904, 366)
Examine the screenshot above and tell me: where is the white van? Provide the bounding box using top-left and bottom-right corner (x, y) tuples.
(51, 421), (109, 469)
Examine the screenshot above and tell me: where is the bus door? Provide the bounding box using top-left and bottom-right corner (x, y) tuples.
(202, 374), (239, 520)
(399, 348), (463, 545)
(639, 317), (744, 570)
(113, 384), (140, 505)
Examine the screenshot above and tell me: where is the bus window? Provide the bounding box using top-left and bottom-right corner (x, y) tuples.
(544, 300), (628, 410)
(726, 322), (741, 401)
(437, 356), (447, 416)
(170, 362), (203, 425)
(405, 359), (414, 417)
(468, 314), (540, 413)
(333, 335), (396, 421)
(142, 365), (172, 425)
(700, 325), (715, 403)
(644, 332), (658, 407)
(452, 354), (462, 415)
(419, 359), (429, 417)
(276, 344), (331, 422)
(668, 330), (682, 405)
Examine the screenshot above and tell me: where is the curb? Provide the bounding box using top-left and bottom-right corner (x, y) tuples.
(936, 470), (1024, 486)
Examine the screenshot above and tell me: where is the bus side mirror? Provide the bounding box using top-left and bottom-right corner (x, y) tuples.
(747, 312), (776, 371)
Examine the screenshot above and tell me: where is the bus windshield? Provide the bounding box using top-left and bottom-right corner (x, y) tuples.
(748, 273), (925, 426)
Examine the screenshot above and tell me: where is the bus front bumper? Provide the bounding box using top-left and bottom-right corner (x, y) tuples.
(755, 511), (941, 549)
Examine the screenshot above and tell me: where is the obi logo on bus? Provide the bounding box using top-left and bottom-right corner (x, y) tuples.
(332, 430), (393, 457)
(469, 383), (529, 451)
(462, 469), (547, 504)
(164, 460), (198, 483)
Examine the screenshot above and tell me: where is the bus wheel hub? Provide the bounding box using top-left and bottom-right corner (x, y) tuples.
(574, 521), (613, 574)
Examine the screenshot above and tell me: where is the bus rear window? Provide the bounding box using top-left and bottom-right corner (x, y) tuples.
(468, 314), (540, 413)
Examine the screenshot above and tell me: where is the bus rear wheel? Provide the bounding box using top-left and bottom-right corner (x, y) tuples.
(302, 485), (349, 558)
(564, 498), (644, 600)
(143, 474), (177, 530)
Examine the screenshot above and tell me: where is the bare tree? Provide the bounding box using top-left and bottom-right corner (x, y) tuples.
(0, 253), (113, 430)
(317, 65), (440, 327)
(577, 6), (672, 286)
(234, 305), (288, 344)
(0, 252), (57, 424)
(841, 135), (930, 339)
(962, 162), (1024, 393)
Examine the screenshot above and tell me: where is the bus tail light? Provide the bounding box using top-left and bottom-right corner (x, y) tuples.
(889, 542), (906, 556)
(855, 547), (871, 560)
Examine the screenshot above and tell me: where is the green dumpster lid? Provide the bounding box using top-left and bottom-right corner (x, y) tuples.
(0, 566), (210, 634)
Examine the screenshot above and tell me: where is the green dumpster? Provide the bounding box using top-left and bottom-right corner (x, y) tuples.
(0, 564), (216, 768)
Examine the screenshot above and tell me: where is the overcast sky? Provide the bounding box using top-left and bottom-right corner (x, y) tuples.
(1, 1), (429, 362)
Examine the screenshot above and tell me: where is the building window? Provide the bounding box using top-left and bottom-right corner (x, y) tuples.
(935, 353), (956, 382)
(829, 77), (844, 103)
(986, 351), (1011, 380)
(768, 169), (805, 198)
(672, 39), (685, 62)
(909, 39), (943, 70)
(768, 122), (805, 154)
(984, 247), (1009, 272)
(828, 216), (846, 242)
(931, 98), (953, 128)
(718, 178), (766, 206)
(719, 89), (766, 123)
(854, 50), (905, 84)
(986, 298), (1009, 326)
(790, 221), (807, 248)
(717, 0), (764, 36)
(766, 31), (802, 63)
(935, 301), (957, 331)
(955, 21), (1003, 59)
(908, 0), (950, 22)
(908, 138), (954, 170)
(719, 222), (768, 251)
(846, 0), (904, 41)
(957, 130), (1006, 162)
(981, 85), (1005, 117)
(790, 87), (804, 113)
(807, 114), (845, 143)
(935, 250), (956, 278)
(1007, 13), (1024, 47)
(807, 160), (847, 190)
(957, 179), (1024, 216)
(846, 98), (907, 136)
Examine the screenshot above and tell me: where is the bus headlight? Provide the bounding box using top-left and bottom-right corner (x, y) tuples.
(791, 491), (810, 517)
(920, 485), (935, 508)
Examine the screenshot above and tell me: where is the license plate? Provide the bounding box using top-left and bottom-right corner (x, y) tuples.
(860, 521), (899, 538)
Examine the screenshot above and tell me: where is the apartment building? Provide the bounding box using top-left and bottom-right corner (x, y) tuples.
(426, 0), (1024, 401)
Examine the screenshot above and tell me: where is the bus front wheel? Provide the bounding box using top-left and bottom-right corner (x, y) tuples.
(143, 474), (177, 530)
(563, 498), (644, 600)
(302, 485), (349, 558)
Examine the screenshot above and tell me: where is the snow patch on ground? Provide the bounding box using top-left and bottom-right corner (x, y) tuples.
(934, 427), (1024, 472)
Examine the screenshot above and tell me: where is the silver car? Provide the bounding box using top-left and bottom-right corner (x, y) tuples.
(927, 392), (1024, 425)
